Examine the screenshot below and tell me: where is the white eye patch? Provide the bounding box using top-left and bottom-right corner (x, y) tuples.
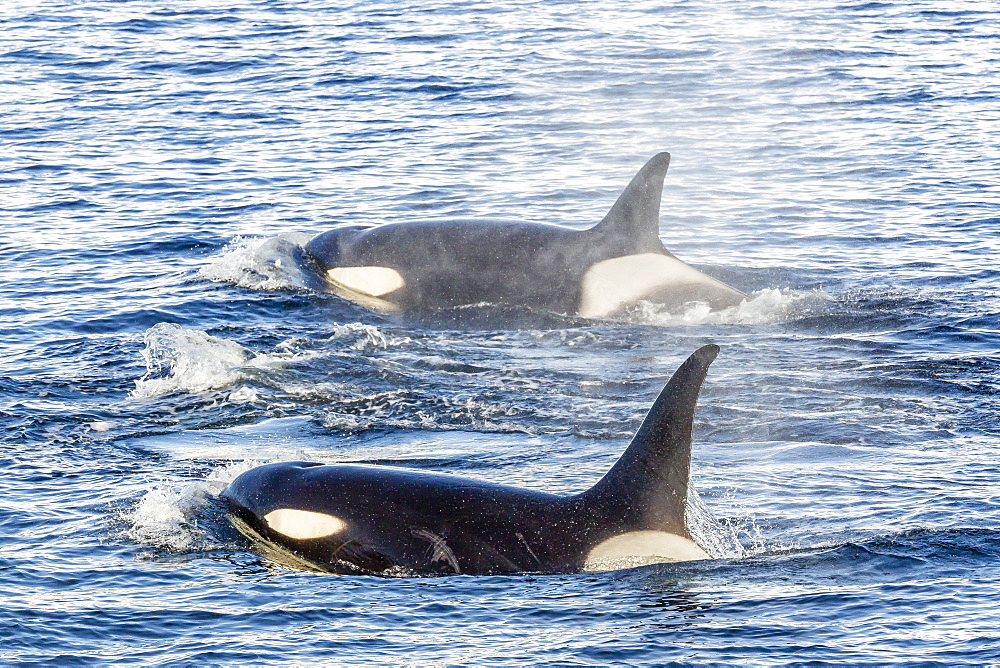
(263, 508), (346, 540)
(327, 266), (405, 297)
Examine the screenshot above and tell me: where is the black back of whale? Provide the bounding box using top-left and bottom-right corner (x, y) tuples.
(221, 344), (719, 575)
(304, 153), (731, 313)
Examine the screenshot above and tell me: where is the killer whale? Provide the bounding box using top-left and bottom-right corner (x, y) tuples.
(304, 154), (745, 318)
(221, 344), (720, 575)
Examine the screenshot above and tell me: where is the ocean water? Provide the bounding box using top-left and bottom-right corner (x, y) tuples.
(3, 0), (1000, 662)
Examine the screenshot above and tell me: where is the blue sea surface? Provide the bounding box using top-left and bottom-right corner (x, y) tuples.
(3, 0), (1000, 662)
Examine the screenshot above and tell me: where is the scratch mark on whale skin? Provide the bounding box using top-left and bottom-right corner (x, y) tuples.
(412, 528), (461, 574)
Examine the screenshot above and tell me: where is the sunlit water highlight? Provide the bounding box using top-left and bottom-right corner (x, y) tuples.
(2, 0), (1000, 663)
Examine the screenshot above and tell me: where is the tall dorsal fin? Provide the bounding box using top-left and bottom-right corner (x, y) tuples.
(582, 344), (718, 536)
(590, 152), (671, 253)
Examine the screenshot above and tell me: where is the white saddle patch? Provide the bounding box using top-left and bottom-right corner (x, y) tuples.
(583, 530), (711, 572)
(327, 266), (405, 297)
(577, 253), (739, 319)
(263, 508), (346, 540)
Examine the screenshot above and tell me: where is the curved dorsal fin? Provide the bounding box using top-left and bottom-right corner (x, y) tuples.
(582, 344), (718, 536)
(590, 152), (671, 253)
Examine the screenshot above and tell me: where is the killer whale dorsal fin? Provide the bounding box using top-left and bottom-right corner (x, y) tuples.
(591, 152), (671, 252)
(584, 344), (719, 536)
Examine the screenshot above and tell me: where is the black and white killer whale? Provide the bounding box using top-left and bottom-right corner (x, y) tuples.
(304, 153), (745, 318)
(221, 344), (720, 575)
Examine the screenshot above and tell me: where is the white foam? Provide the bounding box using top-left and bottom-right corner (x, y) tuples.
(130, 323), (292, 399)
(316, 391), (533, 435)
(197, 232), (313, 291)
(227, 386), (260, 403)
(328, 322), (410, 351)
(630, 287), (831, 326)
(123, 462), (255, 552)
(130, 321), (414, 400)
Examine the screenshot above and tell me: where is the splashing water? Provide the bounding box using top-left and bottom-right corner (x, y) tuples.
(124, 481), (211, 552)
(197, 233), (316, 291)
(686, 487), (747, 560)
(630, 288), (831, 326)
(123, 463), (256, 552)
(328, 322), (411, 351)
(131, 323), (291, 398)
